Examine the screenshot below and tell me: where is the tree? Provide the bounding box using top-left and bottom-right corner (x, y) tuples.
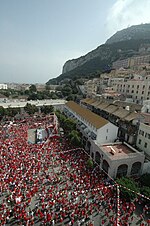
(140, 174), (150, 187)
(29, 84), (37, 92)
(63, 118), (76, 131)
(27, 93), (38, 100)
(66, 94), (74, 101)
(61, 85), (72, 97)
(87, 159), (94, 168)
(68, 130), (81, 147)
(0, 106), (5, 117)
(140, 186), (150, 198)
(24, 103), (38, 115)
(41, 105), (54, 114)
(4, 107), (20, 117)
(116, 177), (140, 201)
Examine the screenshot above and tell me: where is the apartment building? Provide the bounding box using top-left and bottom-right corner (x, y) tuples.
(142, 100), (150, 113)
(113, 55), (150, 70)
(136, 121), (150, 157)
(113, 74), (150, 104)
(84, 78), (100, 97)
(112, 58), (130, 69)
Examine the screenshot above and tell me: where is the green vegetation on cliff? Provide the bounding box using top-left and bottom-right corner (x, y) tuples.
(47, 39), (150, 85)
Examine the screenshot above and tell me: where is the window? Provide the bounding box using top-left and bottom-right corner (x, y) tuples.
(137, 85), (139, 89)
(106, 136), (107, 140)
(107, 129), (108, 133)
(138, 139), (141, 144)
(148, 134), (150, 139)
(145, 133), (147, 138)
(132, 85), (134, 88)
(143, 85), (145, 89)
(142, 91), (144, 94)
(144, 143), (147, 148)
(131, 90), (134, 93)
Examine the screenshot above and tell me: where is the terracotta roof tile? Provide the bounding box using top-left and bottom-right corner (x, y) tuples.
(66, 101), (108, 129)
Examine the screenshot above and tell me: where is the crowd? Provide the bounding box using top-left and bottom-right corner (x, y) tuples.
(0, 116), (150, 226)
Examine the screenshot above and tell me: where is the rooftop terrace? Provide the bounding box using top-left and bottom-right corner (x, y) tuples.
(100, 142), (141, 160)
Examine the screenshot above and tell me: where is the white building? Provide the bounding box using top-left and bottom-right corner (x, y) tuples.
(90, 142), (145, 178)
(64, 101), (145, 178)
(84, 78), (100, 97)
(0, 99), (67, 111)
(64, 101), (118, 145)
(142, 100), (150, 113)
(136, 122), (150, 157)
(0, 84), (7, 89)
(113, 74), (150, 104)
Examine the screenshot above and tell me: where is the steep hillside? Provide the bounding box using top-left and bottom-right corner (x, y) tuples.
(106, 24), (150, 44)
(47, 39), (150, 85)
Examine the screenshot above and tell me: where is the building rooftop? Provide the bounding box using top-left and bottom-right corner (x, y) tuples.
(96, 102), (110, 110)
(113, 107), (130, 119)
(139, 113), (150, 125)
(100, 142), (141, 160)
(104, 105), (119, 114)
(66, 101), (108, 129)
(124, 112), (138, 122)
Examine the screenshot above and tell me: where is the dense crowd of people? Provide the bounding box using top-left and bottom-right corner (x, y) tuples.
(0, 116), (150, 225)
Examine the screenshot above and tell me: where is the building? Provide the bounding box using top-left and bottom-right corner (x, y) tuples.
(113, 74), (150, 104)
(90, 142), (145, 178)
(84, 78), (100, 97)
(35, 84), (46, 92)
(64, 101), (118, 146)
(142, 100), (150, 113)
(7, 83), (30, 91)
(0, 99), (66, 112)
(112, 55), (150, 69)
(0, 84), (7, 89)
(136, 121), (150, 157)
(112, 58), (131, 69)
(64, 101), (145, 178)
(80, 98), (141, 145)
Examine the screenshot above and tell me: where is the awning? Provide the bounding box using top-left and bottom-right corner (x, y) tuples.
(113, 108), (130, 119)
(91, 101), (102, 107)
(104, 105), (119, 114)
(124, 112), (138, 121)
(96, 102), (110, 110)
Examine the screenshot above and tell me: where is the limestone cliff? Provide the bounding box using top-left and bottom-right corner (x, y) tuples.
(62, 24), (150, 74)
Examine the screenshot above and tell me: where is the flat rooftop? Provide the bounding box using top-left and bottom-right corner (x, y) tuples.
(100, 143), (137, 160)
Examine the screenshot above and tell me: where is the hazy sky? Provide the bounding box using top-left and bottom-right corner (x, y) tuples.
(0, 0), (150, 84)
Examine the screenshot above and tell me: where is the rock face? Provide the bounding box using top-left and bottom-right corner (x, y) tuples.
(106, 24), (150, 44)
(62, 24), (150, 74)
(62, 45), (108, 74)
